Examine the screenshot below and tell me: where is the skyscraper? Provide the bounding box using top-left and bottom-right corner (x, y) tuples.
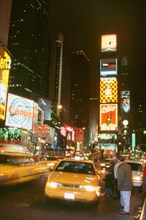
(70, 50), (90, 128)
(49, 32), (72, 122)
(7, 0), (51, 99)
(49, 33), (63, 116)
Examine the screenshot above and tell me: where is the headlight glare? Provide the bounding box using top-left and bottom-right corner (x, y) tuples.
(80, 185), (95, 191)
(49, 182), (58, 188)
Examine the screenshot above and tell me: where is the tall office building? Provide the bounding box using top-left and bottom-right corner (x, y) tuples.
(119, 56), (146, 147)
(49, 33), (64, 116)
(118, 56), (132, 150)
(132, 91), (146, 145)
(7, 0), (51, 99)
(69, 50), (90, 128)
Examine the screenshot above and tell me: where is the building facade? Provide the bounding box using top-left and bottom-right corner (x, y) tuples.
(7, 0), (51, 99)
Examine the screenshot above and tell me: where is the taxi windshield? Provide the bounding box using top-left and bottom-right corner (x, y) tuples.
(55, 161), (95, 175)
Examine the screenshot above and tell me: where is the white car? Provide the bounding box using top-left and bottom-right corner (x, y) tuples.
(126, 160), (144, 188)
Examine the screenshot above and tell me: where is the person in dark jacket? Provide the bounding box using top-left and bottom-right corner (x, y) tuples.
(103, 168), (114, 197)
(117, 157), (132, 215)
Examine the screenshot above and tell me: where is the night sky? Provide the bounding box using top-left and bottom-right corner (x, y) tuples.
(50, 0), (146, 98)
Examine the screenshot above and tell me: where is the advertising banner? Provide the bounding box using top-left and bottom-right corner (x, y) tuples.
(100, 104), (118, 131)
(101, 34), (117, 52)
(5, 93), (34, 130)
(100, 58), (117, 76)
(121, 90), (130, 113)
(32, 124), (55, 144)
(38, 98), (51, 121)
(100, 77), (118, 103)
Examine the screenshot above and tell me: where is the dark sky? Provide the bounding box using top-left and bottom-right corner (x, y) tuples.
(50, 0), (146, 97)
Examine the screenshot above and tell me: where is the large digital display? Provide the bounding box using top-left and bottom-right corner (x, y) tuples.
(100, 104), (118, 131)
(100, 77), (118, 103)
(121, 90), (130, 113)
(5, 93), (34, 130)
(100, 58), (117, 76)
(101, 34), (117, 52)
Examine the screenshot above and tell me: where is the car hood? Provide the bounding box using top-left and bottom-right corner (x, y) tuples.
(48, 171), (99, 185)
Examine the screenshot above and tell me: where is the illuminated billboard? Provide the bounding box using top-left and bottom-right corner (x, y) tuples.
(98, 133), (117, 141)
(121, 90), (130, 113)
(101, 34), (117, 52)
(32, 124), (55, 144)
(0, 48), (11, 120)
(100, 77), (118, 103)
(100, 58), (117, 76)
(97, 143), (118, 153)
(5, 93), (34, 130)
(100, 104), (118, 131)
(38, 98), (52, 121)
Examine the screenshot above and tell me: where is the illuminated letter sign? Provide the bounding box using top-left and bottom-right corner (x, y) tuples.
(5, 93), (34, 130)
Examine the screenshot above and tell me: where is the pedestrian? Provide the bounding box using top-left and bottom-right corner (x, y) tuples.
(117, 155), (132, 215)
(103, 168), (113, 197)
(112, 153), (122, 198)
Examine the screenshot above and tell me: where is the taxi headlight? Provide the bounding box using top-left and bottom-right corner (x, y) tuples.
(101, 163), (105, 167)
(106, 164), (110, 168)
(47, 182), (58, 188)
(80, 185), (100, 192)
(46, 181), (62, 188)
(84, 185), (95, 191)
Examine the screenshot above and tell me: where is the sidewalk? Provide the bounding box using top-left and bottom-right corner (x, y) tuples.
(100, 193), (145, 220)
(100, 181), (145, 220)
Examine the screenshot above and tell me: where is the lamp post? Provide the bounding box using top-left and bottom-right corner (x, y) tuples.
(122, 119), (129, 152)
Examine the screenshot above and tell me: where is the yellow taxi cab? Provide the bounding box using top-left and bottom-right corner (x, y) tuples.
(45, 158), (101, 203)
(0, 151), (48, 186)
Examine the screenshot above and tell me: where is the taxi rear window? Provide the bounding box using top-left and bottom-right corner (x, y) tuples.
(0, 154), (34, 165)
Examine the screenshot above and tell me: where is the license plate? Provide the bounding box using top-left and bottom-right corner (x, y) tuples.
(64, 193), (75, 200)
